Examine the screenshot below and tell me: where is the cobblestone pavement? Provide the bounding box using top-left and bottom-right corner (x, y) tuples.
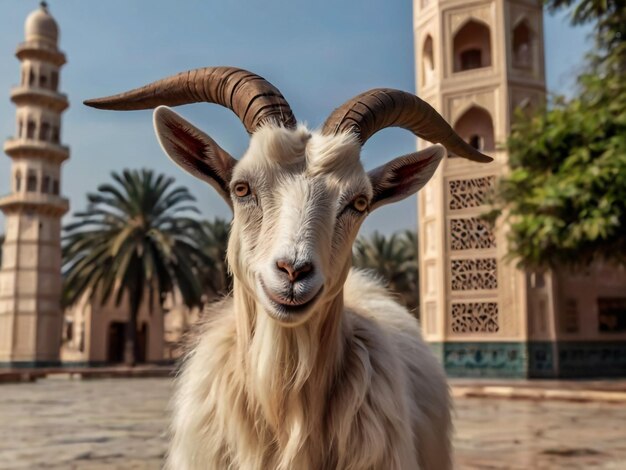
(0, 378), (625, 469)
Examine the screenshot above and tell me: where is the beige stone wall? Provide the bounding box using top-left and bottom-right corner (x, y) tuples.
(415, 0), (626, 359)
(543, 266), (626, 342)
(415, 0), (546, 345)
(62, 290), (164, 364)
(162, 300), (202, 360)
(0, 212), (63, 362)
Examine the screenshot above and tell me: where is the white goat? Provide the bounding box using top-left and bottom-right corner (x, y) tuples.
(86, 67), (491, 470)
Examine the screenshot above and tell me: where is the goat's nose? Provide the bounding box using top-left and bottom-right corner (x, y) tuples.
(275, 259), (314, 283)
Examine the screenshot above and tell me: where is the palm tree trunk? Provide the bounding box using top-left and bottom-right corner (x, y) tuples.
(124, 307), (138, 367)
(124, 283), (142, 367)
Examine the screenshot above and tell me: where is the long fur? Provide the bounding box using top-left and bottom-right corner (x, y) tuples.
(158, 120), (452, 469)
(167, 271), (451, 470)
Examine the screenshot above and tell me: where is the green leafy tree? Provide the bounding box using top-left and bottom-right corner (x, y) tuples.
(492, 0), (626, 267)
(197, 218), (232, 299)
(545, 1), (626, 53)
(63, 169), (208, 365)
(353, 231), (420, 314)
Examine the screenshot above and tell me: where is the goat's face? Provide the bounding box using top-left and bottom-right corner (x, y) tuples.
(154, 107), (444, 326)
(227, 127), (373, 325)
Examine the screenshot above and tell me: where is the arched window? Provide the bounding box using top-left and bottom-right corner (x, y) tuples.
(29, 70), (35, 86)
(422, 35), (435, 86)
(460, 49), (482, 70)
(452, 106), (495, 155)
(40, 122), (50, 141)
(453, 20), (492, 72)
(42, 175), (50, 193)
(27, 171), (37, 192)
(27, 120), (36, 139)
(513, 20), (532, 69)
(39, 73), (48, 88)
(469, 134), (484, 150)
(52, 179), (60, 195)
(15, 170), (22, 192)
(51, 126), (60, 143)
(17, 118), (23, 138)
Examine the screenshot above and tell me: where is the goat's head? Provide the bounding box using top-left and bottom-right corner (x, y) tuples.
(85, 67), (491, 326)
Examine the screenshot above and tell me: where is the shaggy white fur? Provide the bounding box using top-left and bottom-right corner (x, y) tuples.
(154, 111), (452, 469)
(167, 271), (451, 470)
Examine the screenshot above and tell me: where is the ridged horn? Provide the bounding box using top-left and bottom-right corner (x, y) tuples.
(322, 88), (492, 163)
(84, 66), (297, 133)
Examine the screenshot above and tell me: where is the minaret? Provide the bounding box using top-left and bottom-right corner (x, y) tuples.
(414, 0), (547, 377)
(0, 2), (69, 366)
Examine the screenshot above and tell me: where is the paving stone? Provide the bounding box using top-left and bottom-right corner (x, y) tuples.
(0, 378), (625, 469)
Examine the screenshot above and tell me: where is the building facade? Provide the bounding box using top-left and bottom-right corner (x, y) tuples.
(62, 291), (165, 365)
(415, 0), (626, 377)
(0, 2), (69, 366)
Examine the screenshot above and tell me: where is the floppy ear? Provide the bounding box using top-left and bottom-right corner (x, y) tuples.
(368, 145), (444, 211)
(153, 106), (237, 207)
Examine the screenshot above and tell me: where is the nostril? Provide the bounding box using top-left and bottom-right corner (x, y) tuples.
(275, 260), (314, 283)
(295, 263), (313, 281)
(276, 259), (296, 282)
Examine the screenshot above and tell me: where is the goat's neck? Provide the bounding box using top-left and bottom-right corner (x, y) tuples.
(232, 279), (344, 429)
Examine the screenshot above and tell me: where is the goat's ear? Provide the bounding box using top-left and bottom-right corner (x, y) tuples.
(154, 106), (237, 207)
(367, 145), (444, 211)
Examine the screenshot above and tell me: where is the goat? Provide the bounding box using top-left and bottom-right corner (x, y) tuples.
(86, 66), (491, 470)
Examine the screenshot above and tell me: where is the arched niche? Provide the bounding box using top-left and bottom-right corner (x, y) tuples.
(14, 170), (22, 192)
(513, 20), (533, 69)
(453, 106), (495, 154)
(26, 119), (36, 139)
(40, 121), (50, 141)
(422, 35), (435, 86)
(26, 170), (38, 192)
(52, 125), (60, 143)
(453, 20), (492, 72)
(42, 175), (51, 193)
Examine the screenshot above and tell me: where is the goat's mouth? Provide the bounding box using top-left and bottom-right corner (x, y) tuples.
(259, 278), (323, 318)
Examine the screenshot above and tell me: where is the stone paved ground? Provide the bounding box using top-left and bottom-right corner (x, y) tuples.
(0, 378), (625, 469)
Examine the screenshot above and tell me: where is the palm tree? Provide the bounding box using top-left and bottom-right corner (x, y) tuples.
(63, 169), (209, 366)
(196, 218), (232, 299)
(353, 231), (420, 315)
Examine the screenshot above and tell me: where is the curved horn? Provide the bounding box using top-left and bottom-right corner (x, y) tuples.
(84, 66), (296, 133)
(322, 88), (492, 163)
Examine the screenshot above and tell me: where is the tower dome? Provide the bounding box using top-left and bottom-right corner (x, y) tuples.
(25, 2), (59, 45)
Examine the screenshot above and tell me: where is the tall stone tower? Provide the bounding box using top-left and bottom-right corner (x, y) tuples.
(415, 0), (626, 378)
(0, 2), (69, 366)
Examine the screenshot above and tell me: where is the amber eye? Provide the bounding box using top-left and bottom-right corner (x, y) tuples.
(352, 196), (369, 213)
(234, 182), (250, 197)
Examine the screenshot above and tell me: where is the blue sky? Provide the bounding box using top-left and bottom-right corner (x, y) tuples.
(0, 0), (592, 235)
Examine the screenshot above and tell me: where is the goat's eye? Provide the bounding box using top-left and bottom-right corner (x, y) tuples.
(234, 182), (250, 198)
(352, 196), (369, 213)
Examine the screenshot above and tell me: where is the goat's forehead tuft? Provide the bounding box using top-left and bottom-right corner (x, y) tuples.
(238, 126), (364, 182)
(245, 124), (311, 165)
(305, 131), (362, 175)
